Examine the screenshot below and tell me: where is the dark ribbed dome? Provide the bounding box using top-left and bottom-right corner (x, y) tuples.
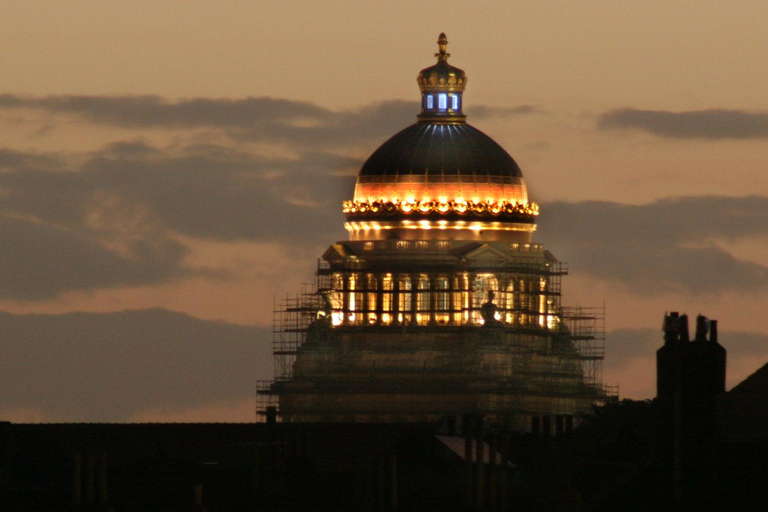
(359, 123), (522, 178)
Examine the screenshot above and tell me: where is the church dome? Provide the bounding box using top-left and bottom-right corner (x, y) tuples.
(343, 34), (538, 242)
(353, 123), (527, 207)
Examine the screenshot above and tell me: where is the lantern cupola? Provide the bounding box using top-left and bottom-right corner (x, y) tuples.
(417, 33), (467, 123)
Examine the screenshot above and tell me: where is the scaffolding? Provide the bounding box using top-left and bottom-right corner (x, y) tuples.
(562, 306), (606, 392)
(257, 251), (612, 424)
(271, 282), (324, 382)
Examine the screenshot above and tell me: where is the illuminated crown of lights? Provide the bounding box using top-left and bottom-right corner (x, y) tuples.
(343, 199), (538, 223)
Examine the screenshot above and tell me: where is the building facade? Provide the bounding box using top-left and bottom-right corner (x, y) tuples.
(260, 34), (608, 432)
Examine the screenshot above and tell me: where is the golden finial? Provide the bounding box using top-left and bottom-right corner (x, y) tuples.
(436, 33), (449, 61)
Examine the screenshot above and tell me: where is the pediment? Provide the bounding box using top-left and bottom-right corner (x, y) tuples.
(321, 244), (349, 263)
(462, 244), (513, 267)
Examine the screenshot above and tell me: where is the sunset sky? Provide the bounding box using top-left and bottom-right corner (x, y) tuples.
(2, 1), (768, 422)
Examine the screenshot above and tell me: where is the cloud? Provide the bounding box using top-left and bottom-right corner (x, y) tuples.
(1, 142), (350, 241)
(0, 94), (332, 130)
(598, 108), (768, 139)
(471, 104), (539, 118)
(0, 216), (189, 300)
(0, 141), (351, 299)
(0, 94), (532, 146)
(537, 196), (768, 295)
(0, 148), (62, 171)
(0, 308), (272, 422)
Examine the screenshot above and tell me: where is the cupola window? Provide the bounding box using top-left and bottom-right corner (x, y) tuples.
(451, 95), (460, 111)
(438, 93), (447, 111)
(425, 95), (434, 109)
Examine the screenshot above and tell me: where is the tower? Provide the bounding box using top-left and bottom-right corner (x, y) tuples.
(259, 35), (608, 432)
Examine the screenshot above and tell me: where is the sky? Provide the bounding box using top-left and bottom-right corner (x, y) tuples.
(2, 1), (768, 422)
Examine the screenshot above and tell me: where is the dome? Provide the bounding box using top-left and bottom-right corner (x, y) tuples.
(343, 34), (538, 242)
(354, 123), (527, 205)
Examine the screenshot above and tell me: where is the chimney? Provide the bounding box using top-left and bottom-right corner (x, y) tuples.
(656, 309), (727, 504)
(663, 312), (680, 344)
(679, 314), (690, 342)
(695, 315), (708, 342)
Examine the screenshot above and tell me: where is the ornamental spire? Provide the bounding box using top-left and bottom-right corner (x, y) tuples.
(436, 32), (449, 61)
(417, 33), (467, 123)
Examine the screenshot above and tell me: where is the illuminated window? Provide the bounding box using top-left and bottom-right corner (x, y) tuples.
(453, 273), (469, 324)
(473, 273), (498, 324)
(416, 241), (430, 250)
(435, 276), (449, 324)
(331, 273), (344, 325)
(366, 274), (377, 324)
(399, 275), (412, 322)
(417, 275), (431, 324)
(426, 95), (434, 109)
(349, 273), (362, 324)
(451, 95), (459, 110)
(396, 241), (411, 250)
(363, 242), (374, 251)
(381, 274), (393, 325)
(417, 275), (430, 307)
(438, 93), (447, 110)
(437, 240), (450, 250)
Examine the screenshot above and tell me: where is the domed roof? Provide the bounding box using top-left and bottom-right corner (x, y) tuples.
(343, 34), (539, 240)
(359, 122), (522, 179)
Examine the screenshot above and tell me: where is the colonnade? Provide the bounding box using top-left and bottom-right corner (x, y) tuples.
(328, 270), (558, 328)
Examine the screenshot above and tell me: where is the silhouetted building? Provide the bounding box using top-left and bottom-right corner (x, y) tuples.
(259, 34), (609, 432)
(0, 420), (520, 511)
(656, 312), (726, 505)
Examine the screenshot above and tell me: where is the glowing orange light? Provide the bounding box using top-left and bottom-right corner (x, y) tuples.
(344, 198), (539, 218)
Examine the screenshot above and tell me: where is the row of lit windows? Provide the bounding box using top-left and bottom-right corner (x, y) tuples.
(363, 240), (451, 251)
(333, 272), (549, 293)
(324, 272), (558, 328)
(423, 93), (460, 112)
